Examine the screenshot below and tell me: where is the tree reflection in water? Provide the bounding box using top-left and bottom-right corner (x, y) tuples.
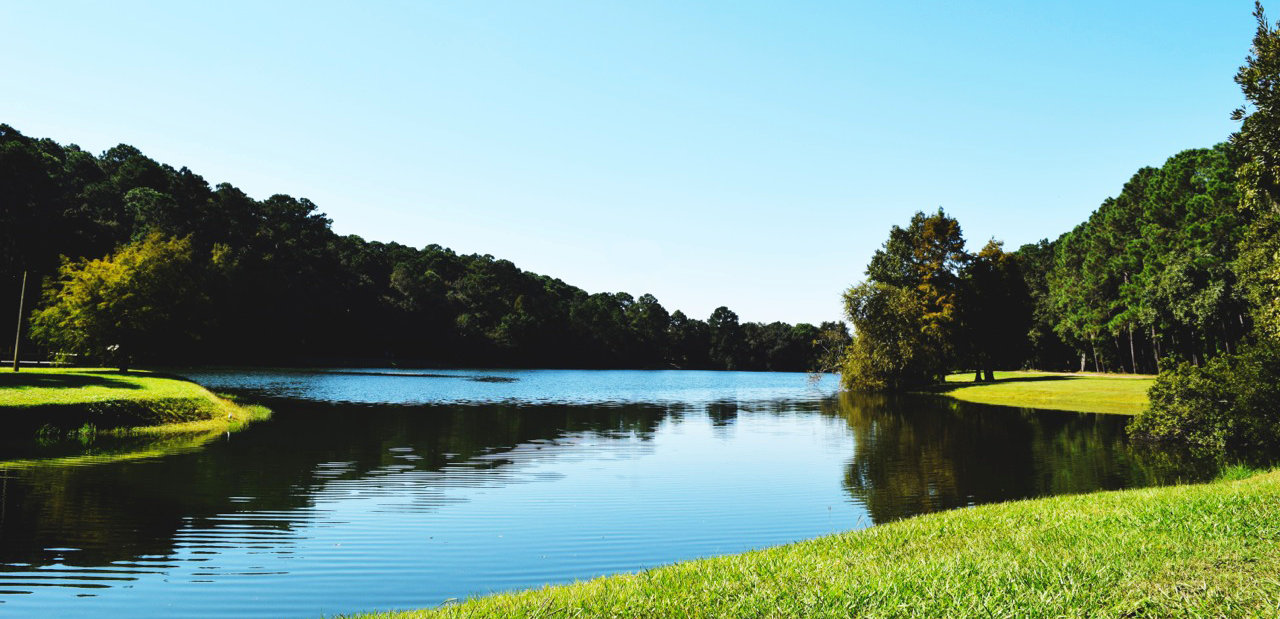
(0, 401), (670, 571)
(829, 392), (1210, 524)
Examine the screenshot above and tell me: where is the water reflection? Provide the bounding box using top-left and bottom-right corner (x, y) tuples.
(0, 374), (1216, 619)
(830, 393), (1213, 524)
(0, 401), (676, 571)
(831, 394), (1132, 522)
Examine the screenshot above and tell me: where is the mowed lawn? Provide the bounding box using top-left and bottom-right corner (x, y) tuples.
(0, 367), (210, 407)
(0, 367), (268, 435)
(938, 371), (1154, 415)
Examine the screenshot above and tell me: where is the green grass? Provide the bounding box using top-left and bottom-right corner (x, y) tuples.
(347, 470), (1280, 619)
(0, 367), (270, 467)
(0, 367), (212, 406)
(932, 371), (1154, 415)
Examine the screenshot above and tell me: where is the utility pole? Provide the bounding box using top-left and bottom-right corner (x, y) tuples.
(13, 271), (27, 372)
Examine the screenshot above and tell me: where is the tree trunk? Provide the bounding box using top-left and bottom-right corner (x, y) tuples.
(1119, 334), (1128, 372)
(1091, 335), (1100, 373)
(1128, 326), (1137, 374)
(12, 270), (26, 373)
(983, 367), (995, 382)
(1150, 325), (1161, 368)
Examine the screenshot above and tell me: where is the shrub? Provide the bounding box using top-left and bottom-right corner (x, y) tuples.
(1130, 342), (1280, 457)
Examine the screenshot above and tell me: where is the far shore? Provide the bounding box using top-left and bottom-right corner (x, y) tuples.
(929, 370), (1154, 415)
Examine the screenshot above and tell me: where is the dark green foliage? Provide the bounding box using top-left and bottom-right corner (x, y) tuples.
(1234, 1), (1280, 217)
(1012, 239), (1076, 370)
(957, 240), (1032, 381)
(1029, 5), (1280, 460)
(1039, 145), (1246, 374)
(1130, 343), (1280, 457)
(842, 282), (942, 391)
(842, 209), (974, 391)
(844, 144), (1248, 390)
(708, 306), (742, 370)
(2, 124), (833, 371)
(1233, 2), (1280, 341)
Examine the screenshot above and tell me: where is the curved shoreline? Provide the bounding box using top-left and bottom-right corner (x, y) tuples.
(0, 368), (271, 467)
(340, 374), (1275, 619)
(346, 470), (1278, 618)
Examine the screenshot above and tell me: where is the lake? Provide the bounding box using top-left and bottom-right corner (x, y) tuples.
(0, 369), (1177, 618)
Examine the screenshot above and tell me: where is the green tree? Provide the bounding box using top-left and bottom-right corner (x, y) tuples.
(841, 282), (938, 391)
(627, 293), (671, 366)
(958, 240), (1032, 381)
(1233, 2), (1280, 340)
(708, 306), (742, 370)
(842, 209), (968, 391)
(668, 310), (711, 369)
(1012, 239), (1075, 370)
(31, 234), (209, 370)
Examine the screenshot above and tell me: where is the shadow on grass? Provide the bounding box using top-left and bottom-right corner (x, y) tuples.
(0, 372), (142, 390)
(923, 374), (1082, 395)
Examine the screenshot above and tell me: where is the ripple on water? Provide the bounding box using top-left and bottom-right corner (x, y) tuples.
(0, 370), (1167, 619)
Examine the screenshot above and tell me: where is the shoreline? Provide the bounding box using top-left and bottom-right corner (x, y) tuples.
(345, 469), (1278, 618)
(928, 370), (1154, 415)
(341, 372), (1274, 619)
(0, 367), (270, 467)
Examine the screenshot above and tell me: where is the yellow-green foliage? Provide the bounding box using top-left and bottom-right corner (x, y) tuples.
(30, 233), (208, 363)
(348, 471), (1280, 619)
(937, 371), (1153, 415)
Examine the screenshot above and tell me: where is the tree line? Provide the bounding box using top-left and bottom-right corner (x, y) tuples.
(842, 2), (1280, 459)
(1, 125), (848, 371)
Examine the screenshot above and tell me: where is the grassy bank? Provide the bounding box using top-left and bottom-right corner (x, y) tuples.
(0, 367), (269, 466)
(349, 469), (1279, 618)
(933, 370), (1154, 415)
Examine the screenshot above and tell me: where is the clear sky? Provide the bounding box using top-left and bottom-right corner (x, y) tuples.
(1, 1), (1257, 325)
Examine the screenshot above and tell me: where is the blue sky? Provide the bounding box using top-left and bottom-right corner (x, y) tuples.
(1, 1), (1256, 325)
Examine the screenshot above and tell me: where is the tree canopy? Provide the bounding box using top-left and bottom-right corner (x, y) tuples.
(1, 124), (845, 371)
(842, 209), (966, 391)
(31, 234), (209, 369)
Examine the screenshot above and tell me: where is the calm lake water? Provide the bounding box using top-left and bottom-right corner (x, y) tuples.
(0, 369), (1178, 618)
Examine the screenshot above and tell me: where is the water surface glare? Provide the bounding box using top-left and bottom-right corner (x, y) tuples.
(0, 369), (1159, 618)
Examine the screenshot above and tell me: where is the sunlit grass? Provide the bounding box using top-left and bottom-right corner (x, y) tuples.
(0, 367), (270, 467)
(0, 367), (248, 425)
(0, 366), (210, 405)
(347, 470), (1280, 619)
(936, 370), (1154, 415)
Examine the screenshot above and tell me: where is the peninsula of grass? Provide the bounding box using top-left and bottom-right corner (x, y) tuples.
(348, 469), (1279, 619)
(0, 367), (269, 439)
(930, 370), (1154, 415)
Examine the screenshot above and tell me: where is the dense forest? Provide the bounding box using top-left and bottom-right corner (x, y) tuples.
(840, 3), (1280, 457)
(0, 125), (848, 371)
(843, 139), (1247, 389)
